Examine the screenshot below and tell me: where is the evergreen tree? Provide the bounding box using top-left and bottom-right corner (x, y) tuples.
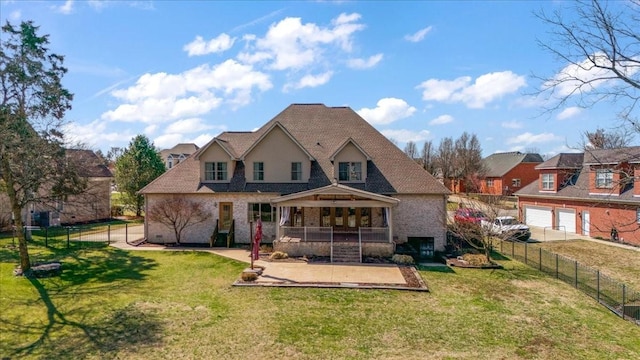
(115, 135), (165, 216)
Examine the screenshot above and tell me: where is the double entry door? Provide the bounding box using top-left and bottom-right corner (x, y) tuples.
(321, 207), (370, 231)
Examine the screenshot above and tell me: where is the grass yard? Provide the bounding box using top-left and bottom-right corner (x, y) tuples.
(1, 241), (639, 360)
(533, 240), (640, 290)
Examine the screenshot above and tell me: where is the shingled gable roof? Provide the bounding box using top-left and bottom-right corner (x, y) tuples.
(330, 137), (371, 161)
(140, 103), (449, 195)
(483, 152), (544, 177)
(535, 153), (584, 170)
(66, 149), (113, 178)
(194, 137), (237, 160)
(239, 121), (315, 161)
(583, 146), (640, 165)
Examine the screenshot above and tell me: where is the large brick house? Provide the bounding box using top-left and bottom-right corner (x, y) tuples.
(516, 148), (640, 246)
(139, 104), (450, 260)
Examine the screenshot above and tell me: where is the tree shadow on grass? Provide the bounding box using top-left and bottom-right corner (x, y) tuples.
(2, 277), (163, 359)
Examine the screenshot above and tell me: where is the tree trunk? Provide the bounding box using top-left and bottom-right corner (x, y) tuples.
(2, 156), (31, 272)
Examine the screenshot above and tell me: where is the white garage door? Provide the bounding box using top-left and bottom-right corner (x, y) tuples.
(524, 206), (552, 228)
(557, 209), (576, 234)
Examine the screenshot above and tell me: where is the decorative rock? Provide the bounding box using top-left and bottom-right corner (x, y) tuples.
(14, 262), (62, 277)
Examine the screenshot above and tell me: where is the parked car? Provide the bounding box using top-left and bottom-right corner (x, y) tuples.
(453, 208), (487, 225)
(482, 216), (531, 242)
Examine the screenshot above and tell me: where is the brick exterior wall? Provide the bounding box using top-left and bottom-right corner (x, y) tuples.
(392, 194), (447, 251)
(518, 197), (640, 246)
(502, 163), (540, 195)
(145, 193), (448, 251)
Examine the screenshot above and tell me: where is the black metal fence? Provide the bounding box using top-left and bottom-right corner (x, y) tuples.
(497, 240), (640, 325)
(6, 223), (141, 249)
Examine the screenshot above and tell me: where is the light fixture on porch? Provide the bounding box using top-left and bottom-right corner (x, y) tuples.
(214, 202), (218, 208)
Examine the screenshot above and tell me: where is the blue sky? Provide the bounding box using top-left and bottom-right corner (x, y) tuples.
(0, 0), (627, 157)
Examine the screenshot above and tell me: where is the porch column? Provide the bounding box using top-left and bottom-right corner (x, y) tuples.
(275, 206), (281, 241)
(387, 206), (393, 243)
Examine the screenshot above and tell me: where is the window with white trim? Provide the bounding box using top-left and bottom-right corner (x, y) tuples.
(253, 162), (264, 181)
(248, 203), (275, 222)
(338, 162), (362, 181)
(205, 162), (228, 181)
(542, 173), (554, 190)
(486, 179), (494, 187)
(291, 162), (302, 181)
(512, 178), (521, 187)
(595, 169), (613, 188)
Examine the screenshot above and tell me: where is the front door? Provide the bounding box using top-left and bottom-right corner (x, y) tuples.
(219, 202), (233, 231)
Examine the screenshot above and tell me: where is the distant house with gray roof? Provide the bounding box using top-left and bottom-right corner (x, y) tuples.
(140, 104), (450, 261)
(516, 147), (640, 246)
(478, 152), (544, 195)
(159, 143), (199, 170)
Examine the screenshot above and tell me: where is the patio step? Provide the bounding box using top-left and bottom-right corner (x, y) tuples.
(332, 243), (361, 263)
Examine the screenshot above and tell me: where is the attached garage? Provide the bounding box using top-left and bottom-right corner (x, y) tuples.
(524, 206), (552, 228)
(556, 208), (576, 233)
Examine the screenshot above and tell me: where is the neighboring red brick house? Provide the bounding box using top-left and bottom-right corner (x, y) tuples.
(478, 152), (543, 195)
(516, 148), (640, 246)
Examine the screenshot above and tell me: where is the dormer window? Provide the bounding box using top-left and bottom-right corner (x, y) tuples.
(167, 155), (174, 169)
(595, 169), (613, 189)
(339, 162), (362, 181)
(542, 173), (554, 190)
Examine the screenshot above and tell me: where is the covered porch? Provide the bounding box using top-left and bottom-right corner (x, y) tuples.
(271, 184), (400, 262)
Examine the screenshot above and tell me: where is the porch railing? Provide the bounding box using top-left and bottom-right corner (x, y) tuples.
(280, 226), (389, 242)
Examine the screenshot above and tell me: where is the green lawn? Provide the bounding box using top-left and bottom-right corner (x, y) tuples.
(1, 241), (639, 359)
(533, 240), (640, 290)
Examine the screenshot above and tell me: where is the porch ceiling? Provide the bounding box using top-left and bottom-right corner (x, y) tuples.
(271, 183), (399, 206)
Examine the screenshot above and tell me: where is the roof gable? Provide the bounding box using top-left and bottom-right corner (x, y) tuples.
(194, 138), (236, 160)
(330, 137), (371, 161)
(240, 122), (314, 161)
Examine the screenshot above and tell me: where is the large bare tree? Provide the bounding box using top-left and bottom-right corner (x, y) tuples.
(536, 0), (640, 123)
(420, 140), (437, 175)
(454, 132), (485, 193)
(1, 21), (78, 273)
(147, 197), (212, 244)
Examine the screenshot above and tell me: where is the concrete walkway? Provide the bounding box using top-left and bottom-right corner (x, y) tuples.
(109, 241), (411, 287)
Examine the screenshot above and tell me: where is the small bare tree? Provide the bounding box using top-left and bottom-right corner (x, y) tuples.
(148, 197), (212, 244)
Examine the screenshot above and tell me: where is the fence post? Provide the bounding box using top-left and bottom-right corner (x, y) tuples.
(67, 227), (70, 249)
(500, 240), (503, 253)
(511, 241), (514, 256)
(108, 224), (111, 245)
(622, 284), (626, 320)
(524, 242), (528, 264)
(45, 227), (48, 248)
(555, 254), (559, 279)
(125, 223), (129, 244)
(596, 270), (600, 303)
(539, 247), (542, 271)
(574, 260), (578, 288)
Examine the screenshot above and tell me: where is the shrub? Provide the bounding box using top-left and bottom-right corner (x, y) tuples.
(241, 271), (258, 282)
(461, 253), (490, 267)
(392, 254), (415, 265)
(269, 251), (288, 260)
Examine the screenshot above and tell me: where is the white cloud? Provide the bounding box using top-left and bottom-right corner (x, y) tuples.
(88, 0), (109, 10)
(238, 12), (365, 70)
(285, 71), (333, 91)
(144, 124), (158, 135)
(184, 34), (236, 56)
(9, 10), (21, 21)
(404, 26), (432, 43)
(103, 59), (272, 122)
(556, 106), (582, 120)
(347, 53), (383, 69)
(154, 132), (219, 150)
(546, 52), (639, 97)
(429, 114), (453, 125)
(417, 71), (527, 108)
(63, 120), (133, 149)
(506, 132), (561, 145)
(501, 120), (523, 129)
(54, 0), (74, 14)
(381, 129), (430, 143)
(357, 98), (416, 125)
(165, 118), (218, 134)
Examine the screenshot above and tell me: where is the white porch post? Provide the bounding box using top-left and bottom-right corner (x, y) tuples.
(387, 206), (393, 243)
(276, 206), (281, 241)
